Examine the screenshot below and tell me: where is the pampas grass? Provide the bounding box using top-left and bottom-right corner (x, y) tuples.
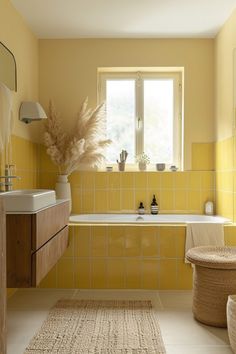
(44, 99), (111, 175)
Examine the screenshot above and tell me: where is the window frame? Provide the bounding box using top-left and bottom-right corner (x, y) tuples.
(98, 69), (183, 170)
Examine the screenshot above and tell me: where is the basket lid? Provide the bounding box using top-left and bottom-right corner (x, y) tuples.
(186, 246), (236, 269)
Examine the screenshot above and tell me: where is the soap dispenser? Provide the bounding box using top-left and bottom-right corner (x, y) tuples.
(138, 202), (145, 215)
(205, 201), (214, 215)
(151, 195), (159, 215)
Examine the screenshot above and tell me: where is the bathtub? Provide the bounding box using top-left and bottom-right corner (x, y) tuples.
(69, 213), (230, 225)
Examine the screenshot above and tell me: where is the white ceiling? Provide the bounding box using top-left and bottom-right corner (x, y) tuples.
(10, 0), (236, 39)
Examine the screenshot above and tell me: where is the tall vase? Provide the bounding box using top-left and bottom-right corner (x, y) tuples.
(55, 174), (72, 212)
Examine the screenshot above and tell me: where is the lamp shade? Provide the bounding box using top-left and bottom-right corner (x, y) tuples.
(19, 101), (47, 124)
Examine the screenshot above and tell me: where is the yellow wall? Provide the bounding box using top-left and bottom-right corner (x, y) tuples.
(39, 39), (214, 170)
(0, 0), (44, 143)
(215, 9), (236, 221)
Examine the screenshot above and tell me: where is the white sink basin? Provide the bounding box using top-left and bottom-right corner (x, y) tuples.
(0, 189), (56, 212)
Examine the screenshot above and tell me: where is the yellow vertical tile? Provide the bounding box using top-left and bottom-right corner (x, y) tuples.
(187, 190), (201, 212)
(75, 259), (91, 289)
(95, 190), (108, 212)
(159, 260), (177, 289)
(74, 227), (90, 257)
(120, 172), (134, 189)
(159, 190), (174, 211)
(174, 190), (188, 211)
(121, 189), (135, 211)
(108, 173), (121, 189)
(134, 172), (147, 189)
(125, 259), (141, 289)
(68, 171), (81, 188)
(91, 259), (107, 288)
(81, 189), (95, 213)
(57, 258), (74, 288)
(107, 259), (125, 289)
(175, 227), (186, 258)
(95, 172), (108, 189)
(91, 226), (107, 257)
(140, 227), (159, 257)
(147, 172), (161, 189)
(159, 227), (176, 258)
(161, 173), (174, 189)
(174, 172), (189, 189)
(108, 190), (121, 211)
(189, 172), (201, 189)
(108, 227), (125, 257)
(71, 188), (82, 214)
(142, 259), (159, 289)
(81, 172), (95, 189)
(177, 260), (193, 290)
(201, 171), (215, 190)
(124, 227), (141, 257)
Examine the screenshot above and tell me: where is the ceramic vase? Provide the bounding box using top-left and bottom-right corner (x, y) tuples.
(138, 162), (147, 171)
(227, 295), (236, 353)
(55, 174), (71, 212)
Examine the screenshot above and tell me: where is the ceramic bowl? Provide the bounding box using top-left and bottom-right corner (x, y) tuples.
(170, 165), (178, 172)
(156, 163), (165, 171)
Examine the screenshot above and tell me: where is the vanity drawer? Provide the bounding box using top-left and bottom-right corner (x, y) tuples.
(32, 225), (69, 286)
(32, 201), (70, 250)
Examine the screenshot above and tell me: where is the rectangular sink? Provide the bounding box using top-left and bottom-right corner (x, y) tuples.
(0, 189), (56, 212)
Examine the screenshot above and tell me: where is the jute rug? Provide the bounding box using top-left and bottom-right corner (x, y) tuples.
(24, 299), (166, 354)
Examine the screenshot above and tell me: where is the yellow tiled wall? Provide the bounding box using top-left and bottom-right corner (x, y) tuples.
(215, 137), (235, 221)
(68, 171), (215, 215)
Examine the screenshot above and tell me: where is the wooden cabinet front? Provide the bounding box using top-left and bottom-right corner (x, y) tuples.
(32, 226), (68, 286)
(6, 201), (69, 288)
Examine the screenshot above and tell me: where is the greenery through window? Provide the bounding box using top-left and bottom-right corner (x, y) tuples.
(99, 70), (183, 168)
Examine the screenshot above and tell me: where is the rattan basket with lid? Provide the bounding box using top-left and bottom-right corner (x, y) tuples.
(186, 246), (236, 327)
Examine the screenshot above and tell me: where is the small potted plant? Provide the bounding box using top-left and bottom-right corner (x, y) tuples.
(136, 152), (150, 171)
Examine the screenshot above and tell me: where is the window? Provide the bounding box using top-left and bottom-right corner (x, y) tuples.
(98, 70), (183, 168)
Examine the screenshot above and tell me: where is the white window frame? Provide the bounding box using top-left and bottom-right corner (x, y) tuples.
(98, 69), (183, 169)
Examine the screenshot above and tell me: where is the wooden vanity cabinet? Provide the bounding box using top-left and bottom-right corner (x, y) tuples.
(6, 201), (69, 288)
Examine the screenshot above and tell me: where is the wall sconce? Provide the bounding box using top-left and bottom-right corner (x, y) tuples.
(19, 101), (47, 124)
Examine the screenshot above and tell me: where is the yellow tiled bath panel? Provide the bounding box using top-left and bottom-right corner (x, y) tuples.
(91, 259), (107, 288)
(140, 227), (159, 257)
(39, 225), (236, 290)
(159, 259), (177, 290)
(125, 259), (141, 289)
(107, 259), (125, 289)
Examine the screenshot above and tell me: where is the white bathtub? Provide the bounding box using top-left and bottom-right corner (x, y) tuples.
(69, 213), (230, 225)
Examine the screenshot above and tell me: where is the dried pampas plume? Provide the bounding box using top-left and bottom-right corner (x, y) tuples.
(44, 98), (111, 175)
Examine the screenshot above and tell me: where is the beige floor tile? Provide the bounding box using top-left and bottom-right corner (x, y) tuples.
(6, 289), (233, 354)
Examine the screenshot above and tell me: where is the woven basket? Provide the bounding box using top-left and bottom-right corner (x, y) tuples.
(227, 295), (236, 353)
(186, 246), (236, 327)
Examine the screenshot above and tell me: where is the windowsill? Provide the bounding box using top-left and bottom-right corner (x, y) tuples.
(96, 164), (181, 172)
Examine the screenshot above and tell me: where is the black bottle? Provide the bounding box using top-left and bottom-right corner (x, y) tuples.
(138, 202), (145, 215)
(151, 195), (159, 215)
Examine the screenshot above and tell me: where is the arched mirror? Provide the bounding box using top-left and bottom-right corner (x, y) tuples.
(0, 42), (17, 91)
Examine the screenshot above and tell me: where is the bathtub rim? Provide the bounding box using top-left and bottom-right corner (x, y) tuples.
(69, 213), (231, 226)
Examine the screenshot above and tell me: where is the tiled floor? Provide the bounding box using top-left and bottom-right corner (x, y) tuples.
(7, 289), (233, 354)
